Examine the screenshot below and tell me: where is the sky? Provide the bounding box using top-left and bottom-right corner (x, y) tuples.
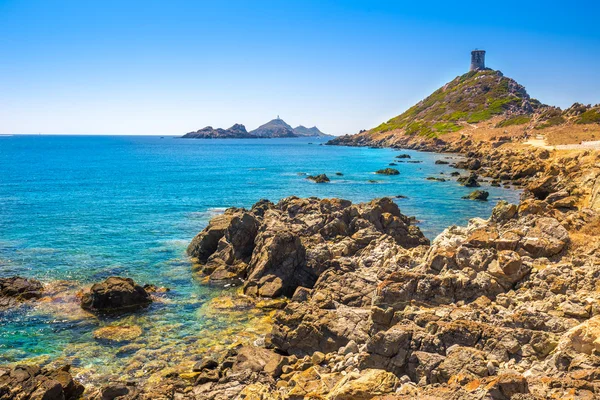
(1, 0), (599, 136)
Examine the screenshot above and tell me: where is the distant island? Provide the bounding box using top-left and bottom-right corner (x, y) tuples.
(182, 117), (331, 139)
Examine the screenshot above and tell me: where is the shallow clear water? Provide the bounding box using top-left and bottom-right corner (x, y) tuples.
(0, 135), (520, 383)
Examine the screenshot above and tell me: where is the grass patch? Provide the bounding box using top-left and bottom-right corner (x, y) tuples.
(576, 109), (600, 124)
(496, 115), (531, 128)
(536, 116), (566, 130)
(433, 122), (463, 134)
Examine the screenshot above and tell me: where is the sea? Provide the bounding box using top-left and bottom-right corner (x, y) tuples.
(0, 135), (521, 384)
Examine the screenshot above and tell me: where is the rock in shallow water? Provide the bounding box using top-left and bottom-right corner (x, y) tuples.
(0, 276), (43, 307)
(375, 168), (400, 175)
(306, 174), (330, 183)
(81, 276), (152, 313)
(463, 189), (489, 201)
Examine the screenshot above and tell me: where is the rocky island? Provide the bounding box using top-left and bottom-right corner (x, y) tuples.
(182, 117), (330, 139)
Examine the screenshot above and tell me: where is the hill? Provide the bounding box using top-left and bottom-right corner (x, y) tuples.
(249, 118), (296, 138)
(329, 69), (600, 147)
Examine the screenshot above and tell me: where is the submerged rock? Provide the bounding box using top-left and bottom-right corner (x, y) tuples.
(81, 277), (152, 313)
(426, 176), (446, 182)
(93, 325), (143, 343)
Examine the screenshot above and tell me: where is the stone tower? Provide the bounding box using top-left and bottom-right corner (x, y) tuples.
(470, 50), (486, 71)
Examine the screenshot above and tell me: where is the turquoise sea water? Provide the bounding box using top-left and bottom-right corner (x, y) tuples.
(0, 135), (521, 384)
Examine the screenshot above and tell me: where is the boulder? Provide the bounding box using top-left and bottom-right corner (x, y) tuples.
(457, 173), (480, 187)
(328, 368), (399, 399)
(81, 277), (152, 313)
(462, 190), (489, 201)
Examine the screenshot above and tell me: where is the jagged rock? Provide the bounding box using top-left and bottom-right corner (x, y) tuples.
(0, 364), (84, 400)
(431, 346), (490, 384)
(232, 346), (283, 374)
(457, 173), (480, 187)
(0, 276), (43, 308)
(527, 175), (557, 200)
(462, 190), (489, 201)
(307, 174), (330, 183)
(270, 301), (371, 356)
(244, 230), (306, 298)
(327, 368), (399, 399)
(189, 197), (428, 299)
(193, 357), (219, 372)
(81, 277), (151, 313)
(407, 351), (445, 384)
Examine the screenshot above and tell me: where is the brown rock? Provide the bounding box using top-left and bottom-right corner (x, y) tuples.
(81, 277), (151, 313)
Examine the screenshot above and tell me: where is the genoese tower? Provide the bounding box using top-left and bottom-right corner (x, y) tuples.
(470, 49), (486, 71)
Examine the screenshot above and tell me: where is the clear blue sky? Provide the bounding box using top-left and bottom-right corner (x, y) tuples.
(1, 0), (599, 135)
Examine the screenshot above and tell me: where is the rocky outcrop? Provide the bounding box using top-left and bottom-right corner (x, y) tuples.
(463, 190), (489, 201)
(188, 197), (429, 299)
(80, 277), (152, 313)
(0, 276), (43, 307)
(375, 168), (400, 175)
(306, 174), (330, 183)
(0, 364), (84, 400)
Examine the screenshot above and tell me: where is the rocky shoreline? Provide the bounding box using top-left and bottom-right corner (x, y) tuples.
(3, 138), (600, 399)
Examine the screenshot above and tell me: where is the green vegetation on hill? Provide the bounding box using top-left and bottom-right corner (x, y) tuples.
(534, 108), (565, 130)
(371, 70), (535, 138)
(576, 109), (600, 124)
(496, 115), (531, 128)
